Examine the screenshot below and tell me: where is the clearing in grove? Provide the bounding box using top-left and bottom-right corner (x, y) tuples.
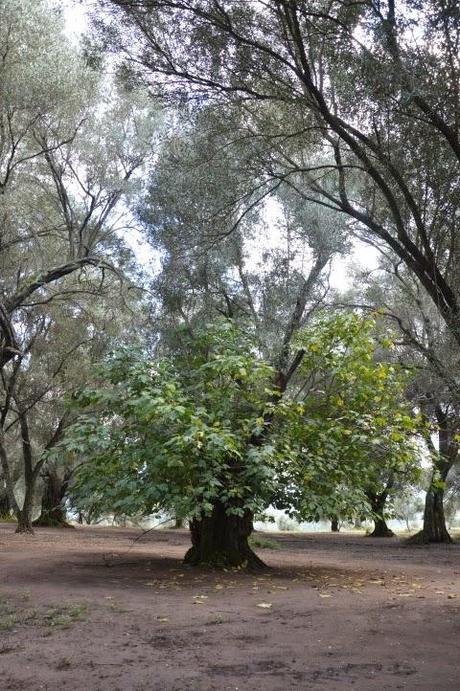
(0, 524), (459, 690)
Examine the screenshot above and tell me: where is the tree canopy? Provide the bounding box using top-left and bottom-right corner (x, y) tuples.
(58, 315), (419, 565)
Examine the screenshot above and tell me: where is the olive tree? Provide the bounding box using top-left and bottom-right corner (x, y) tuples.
(0, 0), (157, 532)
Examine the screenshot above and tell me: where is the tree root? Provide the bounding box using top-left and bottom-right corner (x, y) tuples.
(406, 529), (453, 545)
(183, 545), (267, 570)
(366, 527), (395, 538)
(33, 516), (75, 529)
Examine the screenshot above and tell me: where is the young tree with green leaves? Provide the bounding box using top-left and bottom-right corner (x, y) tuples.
(58, 315), (419, 568)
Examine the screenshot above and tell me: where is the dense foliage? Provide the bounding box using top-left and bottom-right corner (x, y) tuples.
(58, 315), (419, 556)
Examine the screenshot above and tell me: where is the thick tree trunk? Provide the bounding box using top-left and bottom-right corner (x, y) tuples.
(408, 484), (452, 544)
(330, 516), (340, 532)
(15, 508), (34, 534)
(409, 409), (455, 544)
(367, 491), (395, 537)
(34, 469), (72, 528)
(184, 502), (266, 569)
(423, 485), (452, 542)
(369, 515), (395, 537)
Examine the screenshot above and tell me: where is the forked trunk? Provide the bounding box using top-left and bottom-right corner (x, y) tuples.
(184, 502), (265, 569)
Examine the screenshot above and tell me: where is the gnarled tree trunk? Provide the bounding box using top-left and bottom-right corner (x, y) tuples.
(409, 407), (456, 544)
(34, 469), (72, 528)
(367, 491), (394, 537)
(409, 468), (452, 544)
(419, 482), (452, 543)
(184, 502), (265, 569)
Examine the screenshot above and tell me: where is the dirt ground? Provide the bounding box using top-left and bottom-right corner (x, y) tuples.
(1, 525), (459, 690)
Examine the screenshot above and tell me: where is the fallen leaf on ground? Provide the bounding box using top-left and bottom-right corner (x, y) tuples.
(256, 602), (272, 609)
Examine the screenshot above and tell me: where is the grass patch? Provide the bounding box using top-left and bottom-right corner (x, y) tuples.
(249, 535), (281, 550)
(0, 598), (88, 633)
(0, 597), (22, 631)
(42, 604), (88, 628)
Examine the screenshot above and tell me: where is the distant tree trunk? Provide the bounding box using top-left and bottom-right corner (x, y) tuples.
(367, 490), (395, 538)
(174, 517), (184, 528)
(184, 502), (265, 569)
(34, 469), (72, 528)
(330, 516), (340, 532)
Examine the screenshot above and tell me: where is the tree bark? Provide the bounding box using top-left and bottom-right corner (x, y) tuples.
(366, 491), (395, 537)
(369, 515), (395, 538)
(15, 506), (34, 534)
(184, 502), (266, 569)
(33, 469), (72, 528)
(408, 480), (452, 544)
(420, 483), (452, 543)
(409, 407), (456, 544)
(330, 516), (340, 532)
(13, 408), (38, 534)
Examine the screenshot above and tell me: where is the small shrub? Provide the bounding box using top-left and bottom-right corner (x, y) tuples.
(276, 515), (299, 532)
